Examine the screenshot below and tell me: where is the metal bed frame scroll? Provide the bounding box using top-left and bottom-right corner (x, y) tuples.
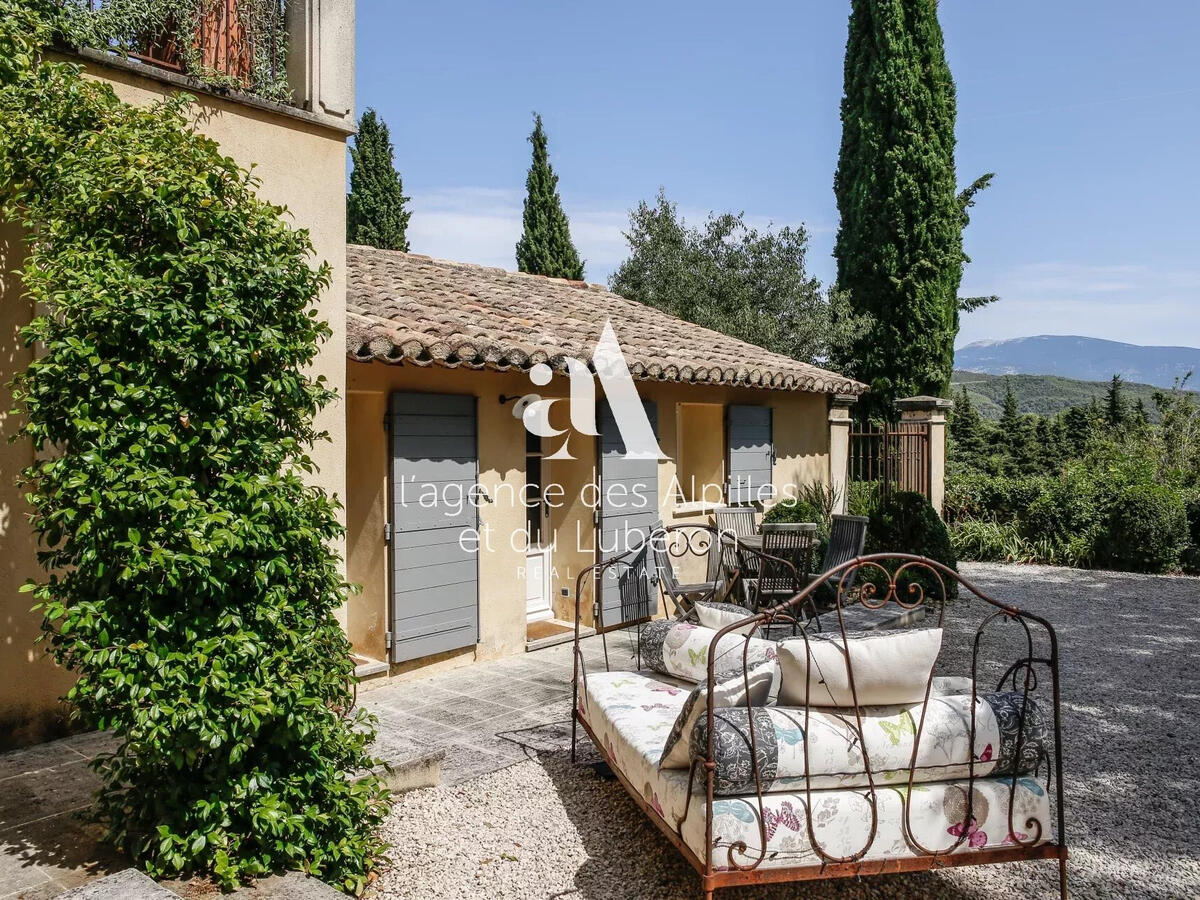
(570, 526), (1068, 900)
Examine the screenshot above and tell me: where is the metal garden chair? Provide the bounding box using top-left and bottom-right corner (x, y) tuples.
(647, 521), (721, 619)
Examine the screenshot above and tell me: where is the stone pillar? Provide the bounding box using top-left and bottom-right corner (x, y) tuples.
(827, 394), (858, 514)
(286, 0), (356, 126)
(894, 395), (954, 517)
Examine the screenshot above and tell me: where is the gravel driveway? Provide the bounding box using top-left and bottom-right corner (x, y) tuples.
(376, 563), (1200, 900)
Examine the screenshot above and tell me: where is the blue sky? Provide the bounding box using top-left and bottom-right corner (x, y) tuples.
(356, 1), (1200, 349)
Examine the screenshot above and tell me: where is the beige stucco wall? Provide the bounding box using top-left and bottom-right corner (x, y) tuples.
(0, 59), (351, 747)
(344, 361), (833, 677)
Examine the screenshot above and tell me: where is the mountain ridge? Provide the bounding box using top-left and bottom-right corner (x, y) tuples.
(955, 335), (1200, 389)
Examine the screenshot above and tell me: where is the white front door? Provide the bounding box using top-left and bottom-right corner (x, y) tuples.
(525, 545), (553, 622)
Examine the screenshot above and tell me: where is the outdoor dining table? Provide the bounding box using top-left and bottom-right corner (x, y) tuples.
(718, 523), (819, 609)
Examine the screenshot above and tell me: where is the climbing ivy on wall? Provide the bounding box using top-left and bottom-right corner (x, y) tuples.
(0, 2), (388, 892)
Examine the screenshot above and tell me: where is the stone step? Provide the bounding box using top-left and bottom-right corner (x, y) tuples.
(59, 867), (349, 899)
(373, 746), (445, 793)
(58, 870), (178, 899)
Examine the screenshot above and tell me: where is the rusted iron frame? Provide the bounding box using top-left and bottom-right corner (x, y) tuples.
(573, 551), (1068, 897)
(571, 524), (795, 763)
(694, 553), (1067, 895)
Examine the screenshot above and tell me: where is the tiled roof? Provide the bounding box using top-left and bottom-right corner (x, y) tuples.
(346, 245), (866, 395)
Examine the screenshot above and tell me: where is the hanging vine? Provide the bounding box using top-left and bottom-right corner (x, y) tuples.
(60, 0), (291, 101)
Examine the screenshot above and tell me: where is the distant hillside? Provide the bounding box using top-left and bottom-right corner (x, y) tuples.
(956, 335), (1200, 389)
(950, 370), (1187, 421)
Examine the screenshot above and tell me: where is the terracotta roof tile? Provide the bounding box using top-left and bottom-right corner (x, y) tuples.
(346, 245), (866, 395)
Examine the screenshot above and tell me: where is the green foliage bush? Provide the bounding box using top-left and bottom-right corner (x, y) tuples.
(949, 518), (1041, 564)
(859, 491), (958, 600)
(944, 472), (1044, 524)
(1098, 484), (1189, 573)
(0, 4), (387, 891)
(1018, 470), (1102, 567)
(1184, 494), (1200, 574)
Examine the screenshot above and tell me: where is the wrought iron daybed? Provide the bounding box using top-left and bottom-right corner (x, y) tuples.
(571, 525), (1068, 900)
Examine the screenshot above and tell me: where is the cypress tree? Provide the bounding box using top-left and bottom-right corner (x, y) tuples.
(833, 0), (965, 416)
(950, 384), (985, 457)
(1104, 374), (1128, 428)
(516, 113), (585, 280)
(347, 108), (411, 251)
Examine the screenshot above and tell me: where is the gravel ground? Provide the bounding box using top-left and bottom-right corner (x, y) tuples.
(376, 563), (1200, 900)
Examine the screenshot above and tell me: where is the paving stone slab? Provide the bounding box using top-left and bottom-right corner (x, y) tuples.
(56, 868), (176, 899)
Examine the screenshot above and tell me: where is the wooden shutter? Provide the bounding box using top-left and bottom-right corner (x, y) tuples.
(596, 398), (660, 629)
(727, 405), (774, 505)
(388, 392), (480, 663)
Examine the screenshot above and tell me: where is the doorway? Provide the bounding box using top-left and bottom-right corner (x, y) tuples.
(524, 430), (553, 623)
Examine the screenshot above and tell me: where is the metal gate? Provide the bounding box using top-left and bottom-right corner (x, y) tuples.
(849, 420), (931, 501)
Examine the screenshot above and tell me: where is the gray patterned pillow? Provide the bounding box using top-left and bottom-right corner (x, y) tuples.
(658, 660), (777, 768)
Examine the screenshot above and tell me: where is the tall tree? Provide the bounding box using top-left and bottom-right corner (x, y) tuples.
(1104, 374), (1128, 428)
(515, 113), (584, 280)
(610, 191), (871, 364)
(949, 384), (985, 456)
(347, 108), (411, 251)
(833, 0), (987, 416)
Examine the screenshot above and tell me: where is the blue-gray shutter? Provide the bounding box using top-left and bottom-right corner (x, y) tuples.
(727, 405), (774, 505)
(596, 398), (659, 629)
(388, 392), (479, 663)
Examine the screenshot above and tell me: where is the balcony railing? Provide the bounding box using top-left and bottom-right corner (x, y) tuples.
(79, 0), (288, 101)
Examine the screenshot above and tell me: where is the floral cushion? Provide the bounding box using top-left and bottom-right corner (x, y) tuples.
(578, 670), (1050, 870)
(657, 661), (777, 768)
(777, 627), (943, 707)
(639, 619), (777, 683)
(702, 776), (1050, 869)
(689, 690), (1049, 795)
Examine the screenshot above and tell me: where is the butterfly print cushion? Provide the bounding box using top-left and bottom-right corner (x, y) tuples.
(686, 691), (1049, 795)
(638, 620), (778, 683)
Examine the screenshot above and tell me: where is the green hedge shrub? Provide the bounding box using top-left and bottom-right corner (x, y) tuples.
(860, 491), (958, 600)
(1018, 471), (1102, 567)
(1184, 494), (1200, 574)
(1098, 483), (1189, 573)
(1, 4), (387, 891)
(944, 472), (1045, 524)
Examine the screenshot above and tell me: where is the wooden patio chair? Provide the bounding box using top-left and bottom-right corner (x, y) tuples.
(714, 506), (757, 603)
(742, 522), (817, 611)
(808, 513), (869, 609)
